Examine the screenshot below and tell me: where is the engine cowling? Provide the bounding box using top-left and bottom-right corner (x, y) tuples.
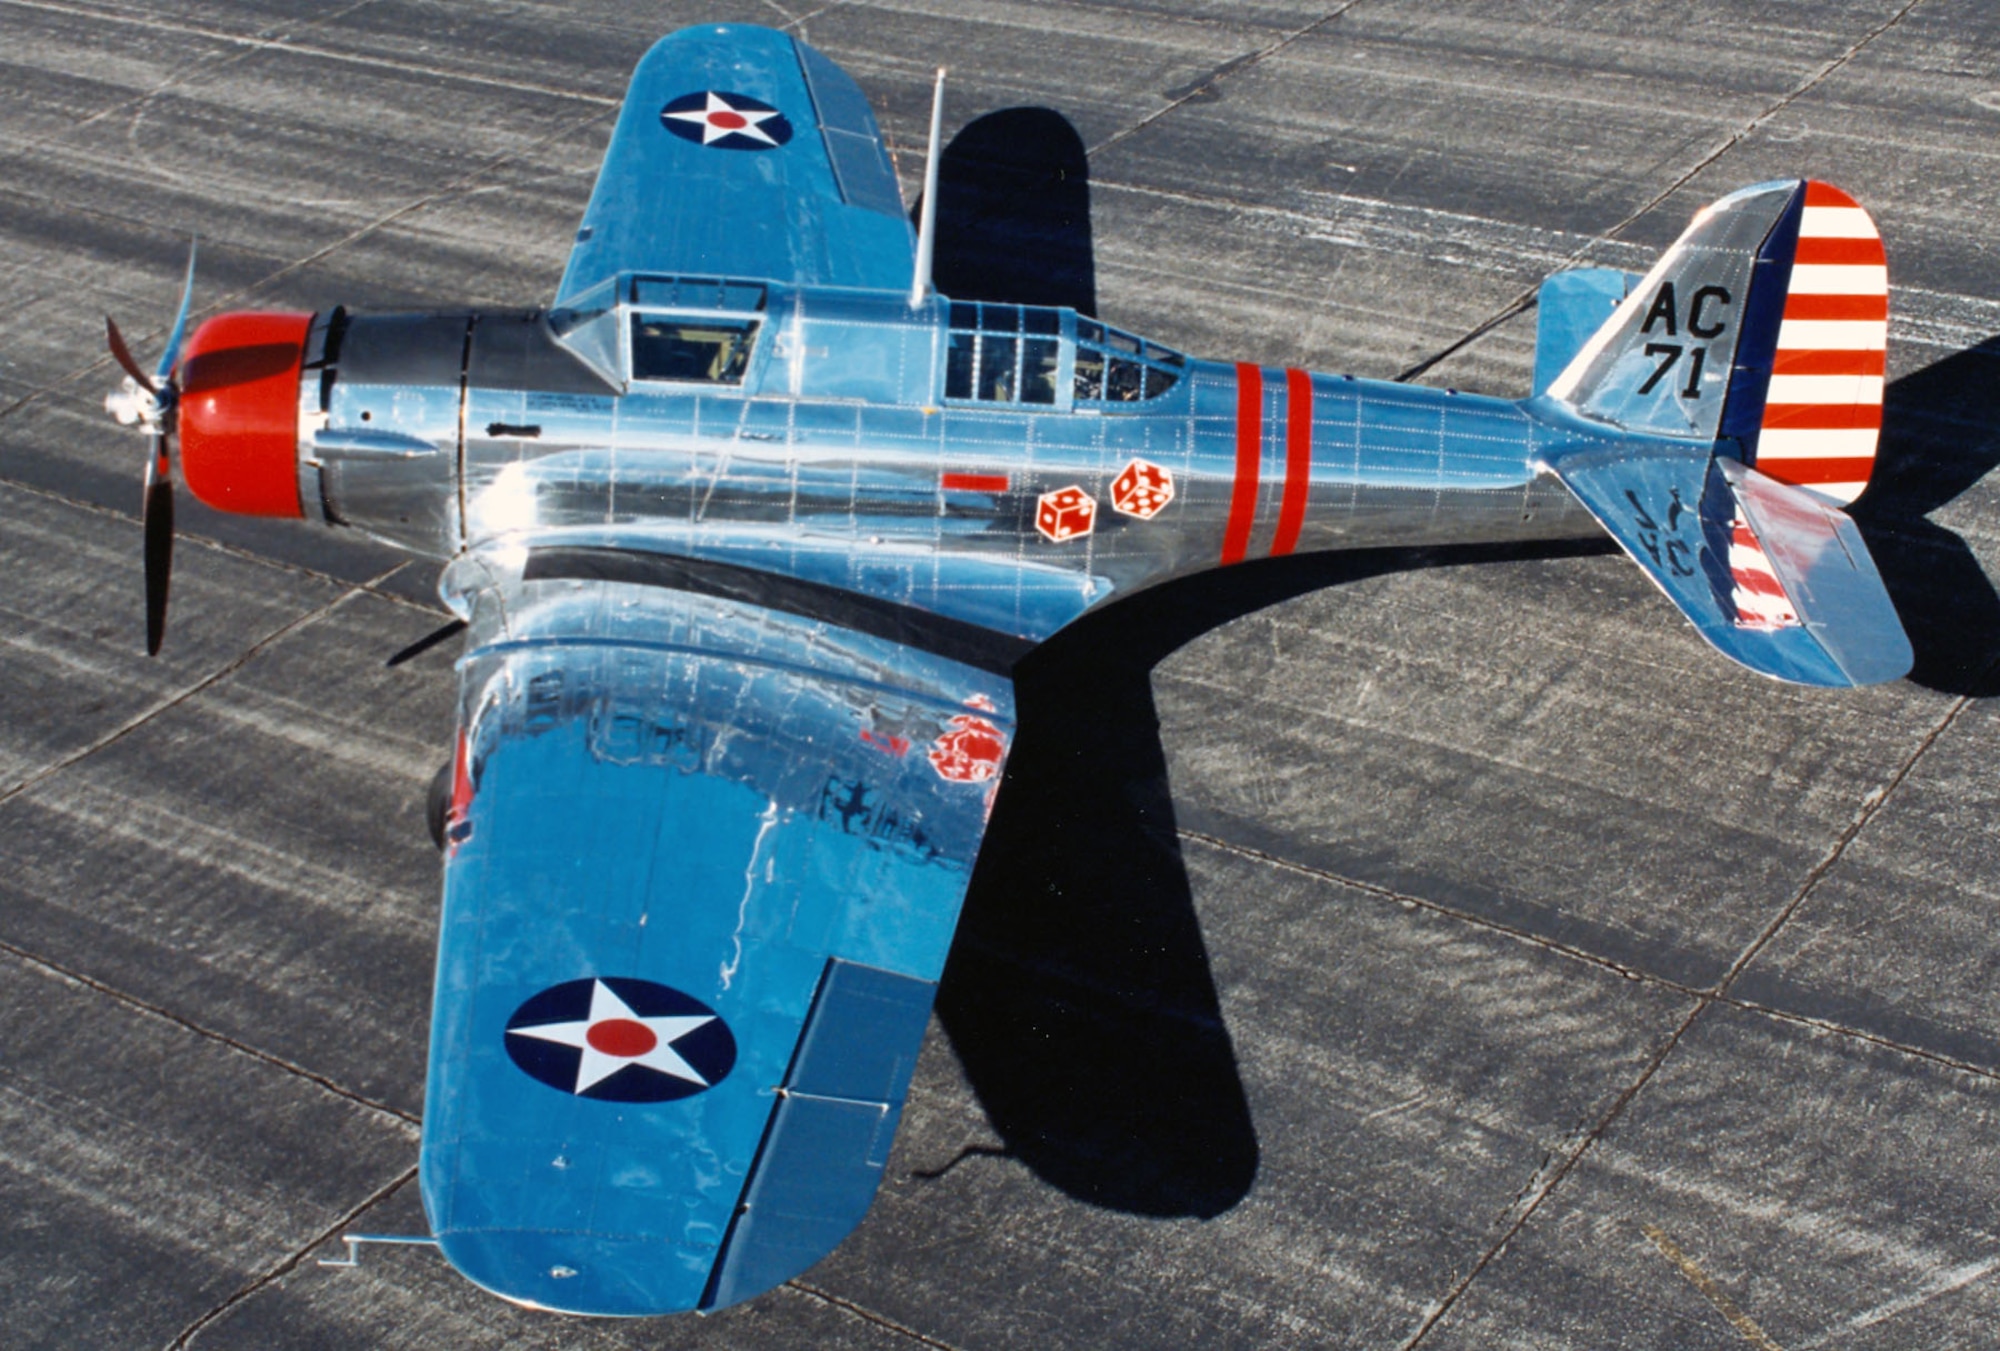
(177, 311), (312, 517)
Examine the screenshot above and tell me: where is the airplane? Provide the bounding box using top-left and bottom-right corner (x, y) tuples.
(100, 22), (1911, 1319)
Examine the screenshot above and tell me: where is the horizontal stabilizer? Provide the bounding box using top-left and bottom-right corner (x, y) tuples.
(1541, 447), (1910, 687)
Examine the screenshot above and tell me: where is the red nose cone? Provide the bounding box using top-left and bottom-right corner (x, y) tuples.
(178, 311), (312, 517)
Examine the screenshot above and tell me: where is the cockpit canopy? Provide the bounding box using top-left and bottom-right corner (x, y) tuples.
(630, 315), (759, 384)
(1073, 317), (1184, 402)
(943, 301), (1183, 408)
(628, 276), (765, 384)
(551, 272), (1187, 408)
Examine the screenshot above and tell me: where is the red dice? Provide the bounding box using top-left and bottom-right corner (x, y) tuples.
(1111, 458), (1175, 519)
(1036, 485), (1096, 542)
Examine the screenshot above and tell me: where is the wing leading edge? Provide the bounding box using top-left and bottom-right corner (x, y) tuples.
(420, 566), (1012, 1314)
(556, 24), (913, 305)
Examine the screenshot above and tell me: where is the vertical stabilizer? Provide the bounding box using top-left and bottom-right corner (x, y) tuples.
(1541, 179), (1888, 506)
(1545, 181), (1802, 442)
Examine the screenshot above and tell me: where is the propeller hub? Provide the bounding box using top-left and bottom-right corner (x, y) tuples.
(178, 311), (312, 518)
(105, 377), (163, 431)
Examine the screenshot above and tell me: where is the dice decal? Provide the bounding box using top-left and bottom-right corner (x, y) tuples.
(929, 714), (1006, 783)
(1110, 458), (1175, 519)
(1035, 485), (1096, 542)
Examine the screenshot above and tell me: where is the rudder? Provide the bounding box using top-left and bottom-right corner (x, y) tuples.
(1742, 181), (1887, 505)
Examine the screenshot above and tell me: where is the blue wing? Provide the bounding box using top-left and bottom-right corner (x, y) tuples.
(419, 571), (1012, 1315)
(556, 24), (914, 304)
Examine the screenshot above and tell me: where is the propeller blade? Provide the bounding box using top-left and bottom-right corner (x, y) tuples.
(106, 317), (156, 395)
(154, 237), (198, 388)
(142, 437), (174, 656)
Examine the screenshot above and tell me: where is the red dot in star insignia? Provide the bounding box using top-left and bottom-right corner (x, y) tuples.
(660, 90), (793, 150)
(587, 1018), (659, 1057)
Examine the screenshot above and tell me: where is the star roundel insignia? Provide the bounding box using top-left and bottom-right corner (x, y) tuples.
(504, 977), (737, 1102)
(660, 90), (792, 150)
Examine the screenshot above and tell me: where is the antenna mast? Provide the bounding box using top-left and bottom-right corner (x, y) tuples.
(908, 67), (947, 310)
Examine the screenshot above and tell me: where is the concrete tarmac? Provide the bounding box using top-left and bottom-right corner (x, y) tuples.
(3, 2), (1998, 1347)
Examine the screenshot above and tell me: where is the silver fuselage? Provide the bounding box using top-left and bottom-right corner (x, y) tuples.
(296, 278), (1600, 641)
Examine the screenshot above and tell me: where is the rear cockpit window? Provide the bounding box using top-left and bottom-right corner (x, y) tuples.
(1075, 317), (1182, 404)
(630, 315), (759, 384)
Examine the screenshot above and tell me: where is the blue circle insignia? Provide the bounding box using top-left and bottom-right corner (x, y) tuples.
(660, 90), (793, 151)
(504, 976), (737, 1102)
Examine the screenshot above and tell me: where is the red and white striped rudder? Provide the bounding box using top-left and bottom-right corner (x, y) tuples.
(1754, 180), (1887, 506)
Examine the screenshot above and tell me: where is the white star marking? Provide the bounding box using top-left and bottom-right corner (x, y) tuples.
(508, 980), (717, 1093)
(664, 92), (783, 146)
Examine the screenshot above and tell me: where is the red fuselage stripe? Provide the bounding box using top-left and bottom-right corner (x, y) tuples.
(1224, 363), (1263, 564)
(1272, 368), (1313, 557)
(941, 472), (1010, 492)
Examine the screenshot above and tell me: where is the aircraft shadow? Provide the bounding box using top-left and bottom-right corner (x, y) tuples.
(920, 111), (2000, 1220)
(1851, 336), (2000, 697)
(944, 533), (1616, 1218)
(923, 106), (1097, 317)
(923, 107), (1259, 1218)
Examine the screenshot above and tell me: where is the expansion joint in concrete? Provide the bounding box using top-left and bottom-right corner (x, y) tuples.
(1395, 676), (1967, 1348)
(163, 1164), (419, 1350)
(0, 938), (420, 1130)
(0, 563), (408, 810)
(0, 473), (444, 618)
(0, 77), (616, 431)
(1086, 0), (1369, 161)
(787, 1278), (974, 1351)
(1713, 691), (1972, 999)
